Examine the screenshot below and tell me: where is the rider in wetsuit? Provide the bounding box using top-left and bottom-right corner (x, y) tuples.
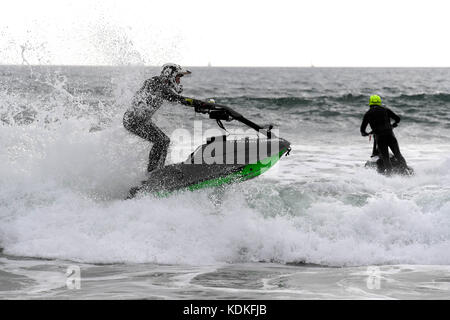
(123, 63), (206, 173)
(360, 95), (408, 174)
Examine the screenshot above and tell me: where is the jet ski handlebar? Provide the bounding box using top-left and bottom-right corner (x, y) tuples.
(185, 97), (274, 138)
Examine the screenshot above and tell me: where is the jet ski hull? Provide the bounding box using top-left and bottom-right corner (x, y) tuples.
(128, 137), (291, 198)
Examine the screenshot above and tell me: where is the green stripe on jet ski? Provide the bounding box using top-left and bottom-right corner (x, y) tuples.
(186, 148), (288, 191)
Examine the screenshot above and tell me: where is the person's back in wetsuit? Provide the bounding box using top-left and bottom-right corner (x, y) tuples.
(360, 95), (407, 174)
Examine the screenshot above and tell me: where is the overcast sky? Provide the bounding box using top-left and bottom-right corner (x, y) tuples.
(1, 0), (449, 67)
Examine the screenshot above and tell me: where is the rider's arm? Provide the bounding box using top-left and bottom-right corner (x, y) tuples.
(360, 112), (370, 136)
(387, 108), (401, 125)
(180, 97), (211, 112)
(161, 87), (211, 111)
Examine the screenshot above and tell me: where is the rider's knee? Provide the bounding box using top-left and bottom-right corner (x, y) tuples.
(161, 134), (170, 146)
(154, 135), (170, 149)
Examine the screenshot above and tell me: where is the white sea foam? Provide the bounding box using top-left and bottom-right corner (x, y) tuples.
(1, 114), (449, 266)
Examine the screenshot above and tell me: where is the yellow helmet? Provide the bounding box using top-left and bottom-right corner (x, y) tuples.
(369, 95), (382, 106)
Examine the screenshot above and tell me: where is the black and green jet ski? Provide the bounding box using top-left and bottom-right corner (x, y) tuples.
(364, 130), (414, 176)
(128, 100), (291, 198)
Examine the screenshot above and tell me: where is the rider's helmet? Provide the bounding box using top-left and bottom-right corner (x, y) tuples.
(369, 95), (382, 106)
(161, 63), (191, 94)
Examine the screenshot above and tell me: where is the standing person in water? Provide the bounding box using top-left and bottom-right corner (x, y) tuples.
(360, 95), (408, 174)
(123, 63), (206, 172)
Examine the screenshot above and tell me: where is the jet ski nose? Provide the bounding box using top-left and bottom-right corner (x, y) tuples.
(277, 137), (291, 153)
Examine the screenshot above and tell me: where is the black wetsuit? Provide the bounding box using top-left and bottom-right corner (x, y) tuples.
(123, 76), (191, 172)
(360, 106), (407, 173)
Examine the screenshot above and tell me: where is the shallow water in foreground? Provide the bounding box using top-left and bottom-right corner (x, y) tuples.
(1, 255), (449, 299)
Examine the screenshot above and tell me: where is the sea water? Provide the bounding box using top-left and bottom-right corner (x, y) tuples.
(0, 66), (449, 299)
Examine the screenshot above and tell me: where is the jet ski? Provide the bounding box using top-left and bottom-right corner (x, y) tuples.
(128, 100), (291, 198)
(364, 132), (414, 176)
(365, 154), (414, 176)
